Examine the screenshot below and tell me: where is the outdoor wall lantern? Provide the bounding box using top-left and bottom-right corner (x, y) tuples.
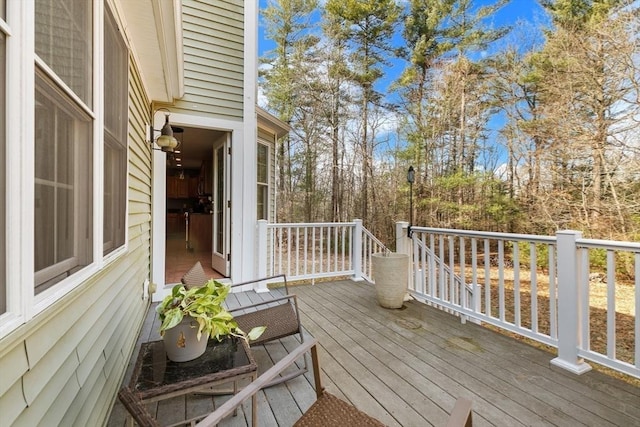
(407, 165), (415, 238)
(149, 108), (180, 153)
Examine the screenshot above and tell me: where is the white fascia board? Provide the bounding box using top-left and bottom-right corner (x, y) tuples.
(257, 107), (290, 139)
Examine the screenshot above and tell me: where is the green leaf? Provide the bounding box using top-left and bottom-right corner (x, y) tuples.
(160, 310), (184, 334)
(247, 326), (267, 341)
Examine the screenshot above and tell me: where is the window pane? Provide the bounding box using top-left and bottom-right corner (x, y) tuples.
(257, 144), (268, 220)
(215, 147), (224, 254)
(0, 31), (5, 313)
(35, 0), (92, 105)
(257, 144), (268, 183)
(103, 6), (127, 255)
(257, 185), (268, 220)
(103, 138), (126, 254)
(34, 71), (93, 292)
(0, 0), (5, 19)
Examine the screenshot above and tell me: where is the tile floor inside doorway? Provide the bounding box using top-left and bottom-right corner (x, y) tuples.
(165, 232), (223, 284)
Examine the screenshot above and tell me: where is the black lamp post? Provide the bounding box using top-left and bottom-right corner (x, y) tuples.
(407, 166), (415, 238)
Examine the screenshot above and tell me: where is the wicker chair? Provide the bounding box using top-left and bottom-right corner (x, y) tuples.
(119, 338), (473, 427)
(181, 264), (302, 348)
(180, 263), (305, 386)
(193, 337), (388, 427)
(118, 387), (159, 427)
(180, 261), (210, 289)
(227, 274), (306, 386)
(195, 338), (473, 426)
(446, 398), (473, 427)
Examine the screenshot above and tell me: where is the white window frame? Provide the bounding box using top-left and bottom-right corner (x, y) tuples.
(0, 0), (129, 339)
(102, 4), (128, 258)
(0, 1), (7, 317)
(257, 141), (270, 221)
(33, 66), (94, 292)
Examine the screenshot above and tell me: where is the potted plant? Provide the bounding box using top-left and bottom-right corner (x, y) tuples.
(156, 279), (265, 362)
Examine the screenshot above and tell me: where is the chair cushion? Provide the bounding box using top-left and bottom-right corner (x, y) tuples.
(181, 261), (208, 289)
(294, 392), (386, 426)
(234, 301), (300, 346)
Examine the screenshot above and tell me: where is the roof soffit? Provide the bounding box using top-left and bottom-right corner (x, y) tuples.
(114, 0), (184, 103)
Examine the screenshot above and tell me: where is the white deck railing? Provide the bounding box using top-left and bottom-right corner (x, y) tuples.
(257, 219), (389, 284)
(258, 220), (638, 379)
(406, 225), (639, 380)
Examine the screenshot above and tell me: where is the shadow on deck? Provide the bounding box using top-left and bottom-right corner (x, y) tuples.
(108, 280), (640, 427)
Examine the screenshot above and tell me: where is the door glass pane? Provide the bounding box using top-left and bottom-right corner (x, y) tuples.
(215, 147), (224, 254)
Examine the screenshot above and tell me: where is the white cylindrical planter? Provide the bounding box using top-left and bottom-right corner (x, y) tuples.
(372, 252), (409, 309)
(163, 317), (210, 362)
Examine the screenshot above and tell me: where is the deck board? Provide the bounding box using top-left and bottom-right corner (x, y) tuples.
(107, 279), (639, 426)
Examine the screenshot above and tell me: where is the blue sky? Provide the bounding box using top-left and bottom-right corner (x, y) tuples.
(257, 0), (549, 96)
(258, 0), (547, 56)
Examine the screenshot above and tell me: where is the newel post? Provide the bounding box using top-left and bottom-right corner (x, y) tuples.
(256, 220), (269, 292)
(551, 230), (592, 374)
(396, 221), (410, 255)
(396, 221), (413, 292)
(352, 219), (364, 282)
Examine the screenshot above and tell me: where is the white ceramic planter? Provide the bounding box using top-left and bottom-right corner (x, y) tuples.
(163, 317), (210, 362)
(372, 252), (409, 309)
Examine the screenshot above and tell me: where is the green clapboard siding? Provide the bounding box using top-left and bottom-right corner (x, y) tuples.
(173, 0), (244, 120)
(0, 55), (152, 426)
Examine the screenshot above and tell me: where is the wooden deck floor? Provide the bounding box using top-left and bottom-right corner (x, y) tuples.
(107, 280), (640, 427)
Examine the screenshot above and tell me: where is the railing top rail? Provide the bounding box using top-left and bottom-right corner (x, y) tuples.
(413, 238), (469, 290)
(267, 222), (357, 228)
(363, 228), (388, 250)
(411, 226), (557, 244)
(576, 238), (640, 252)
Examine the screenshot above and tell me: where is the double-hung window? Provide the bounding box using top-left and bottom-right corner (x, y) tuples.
(0, 0), (130, 336)
(34, 0), (93, 292)
(103, 7), (127, 256)
(257, 142), (269, 220)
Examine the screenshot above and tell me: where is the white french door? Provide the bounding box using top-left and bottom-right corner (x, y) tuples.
(211, 135), (230, 276)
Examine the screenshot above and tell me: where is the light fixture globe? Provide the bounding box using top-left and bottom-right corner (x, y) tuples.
(156, 114), (178, 152)
(407, 165), (415, 184)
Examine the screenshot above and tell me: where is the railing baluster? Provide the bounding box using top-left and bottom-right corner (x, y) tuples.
(530, 243), (538, 334)
(439, 235), (445, 302)
(499, 240), (505, 322)
(460, 237), (466, 308)
(471, 238), (478, 313)
(580, 248), (590, 351)
(607, 250), (616, 360)
(420, 232), (427, 295)
(484, 239), (491, 318)
(549, 244), (557, 339)
(449, 236), (455, 304)
(340, 227), (347, 270)
(514, 243), (520, 327)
